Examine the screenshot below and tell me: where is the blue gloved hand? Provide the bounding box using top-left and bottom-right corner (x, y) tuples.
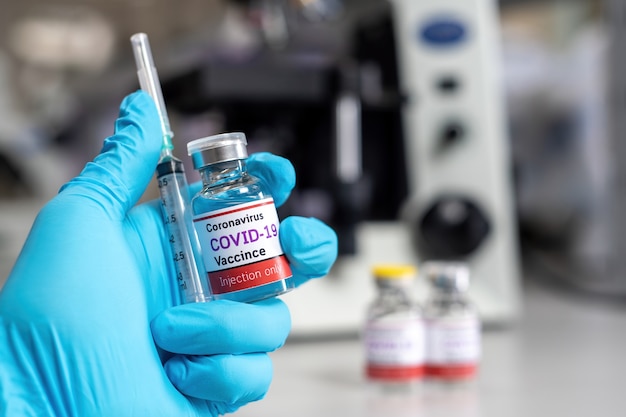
(0, 91), (338, 417)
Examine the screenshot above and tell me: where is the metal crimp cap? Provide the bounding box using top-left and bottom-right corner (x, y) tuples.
(422, 261), (470, 292)
(187, 132), (248, 169)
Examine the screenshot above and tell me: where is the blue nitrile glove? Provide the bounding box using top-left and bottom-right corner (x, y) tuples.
(0, 91), (338, 417)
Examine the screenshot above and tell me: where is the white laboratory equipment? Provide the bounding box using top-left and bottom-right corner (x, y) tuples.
(282, 0), (521, 337)
(391, 0), (522, 323)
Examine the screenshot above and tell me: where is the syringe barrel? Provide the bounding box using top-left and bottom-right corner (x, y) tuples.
(156, 156), (209, 303)
(130, 33), (174, 152)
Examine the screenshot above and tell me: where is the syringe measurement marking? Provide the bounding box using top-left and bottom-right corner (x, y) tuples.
(159, 171), (195, 293)
(168, 228), (193, 291)
(177, 271), (187, 289)
(167, 225), (192, 290)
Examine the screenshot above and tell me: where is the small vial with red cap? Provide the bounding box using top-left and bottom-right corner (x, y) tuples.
(422, 261), (481, 381)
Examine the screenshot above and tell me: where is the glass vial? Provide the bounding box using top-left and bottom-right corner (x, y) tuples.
(364, 265), (425, 387)
(422, 261), (481, 381)
(187, 132), (295, 303)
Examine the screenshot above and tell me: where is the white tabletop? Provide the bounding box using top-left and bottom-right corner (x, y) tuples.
(234, 280), (626, 417)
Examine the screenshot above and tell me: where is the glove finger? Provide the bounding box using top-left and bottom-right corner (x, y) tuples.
(165, 353), (272, 406)
(59, 91), (161, 219)
(151, 298), (291, 355)
(246, 152), (295, 207)
(280, 216), (338, 287)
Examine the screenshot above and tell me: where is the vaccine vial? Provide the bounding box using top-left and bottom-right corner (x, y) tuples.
(187, 132), (295, 303)
(364, 265), (425, 387)
(422, 261), (481, 381)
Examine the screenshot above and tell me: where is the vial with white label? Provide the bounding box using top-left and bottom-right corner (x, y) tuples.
(364, 265), (425, 387)
(187, 132), (295, 303)
(423, 261), (481, 381)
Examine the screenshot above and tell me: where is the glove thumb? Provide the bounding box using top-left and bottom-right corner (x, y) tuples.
(59, 91), (161, 218)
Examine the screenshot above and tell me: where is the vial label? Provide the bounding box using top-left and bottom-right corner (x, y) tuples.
(193, 198), (292, 295)
(425, 317), (481, 379)
(365, 315), (425, 381)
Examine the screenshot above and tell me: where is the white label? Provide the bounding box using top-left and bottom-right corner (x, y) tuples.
(425, 316), (481, 365)
(193, 198), (291, 294)
(365, 314), (425, 366)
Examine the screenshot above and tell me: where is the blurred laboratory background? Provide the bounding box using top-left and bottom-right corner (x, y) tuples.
(1, 0), (625, 415)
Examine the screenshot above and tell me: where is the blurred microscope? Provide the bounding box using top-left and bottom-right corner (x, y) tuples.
(159, 0), (521, 335)
(392, 0), (521, 324)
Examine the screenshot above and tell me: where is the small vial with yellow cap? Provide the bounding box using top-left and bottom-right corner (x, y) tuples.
(363, 264), (425, 387)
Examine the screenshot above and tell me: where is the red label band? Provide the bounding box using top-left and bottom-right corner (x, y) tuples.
(425, 364), (478, 379)
(193, 200), (275, 222)
(366, 365), (425, 381)
(208, 255), (292, 294)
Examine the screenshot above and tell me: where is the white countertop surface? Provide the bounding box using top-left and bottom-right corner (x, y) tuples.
(234, 280), (626, 417)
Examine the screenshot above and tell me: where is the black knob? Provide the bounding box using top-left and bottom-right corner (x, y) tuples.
(417, 195), (490, 259)
(436, 76), (461, 94)
(439, 121), (465, 148)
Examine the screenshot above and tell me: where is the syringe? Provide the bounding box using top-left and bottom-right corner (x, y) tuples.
(130, 32), (209, 304)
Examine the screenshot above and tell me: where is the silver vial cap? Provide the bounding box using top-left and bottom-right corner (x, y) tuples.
(187, 132), (248, 170)
(423, 261), (470, 292)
